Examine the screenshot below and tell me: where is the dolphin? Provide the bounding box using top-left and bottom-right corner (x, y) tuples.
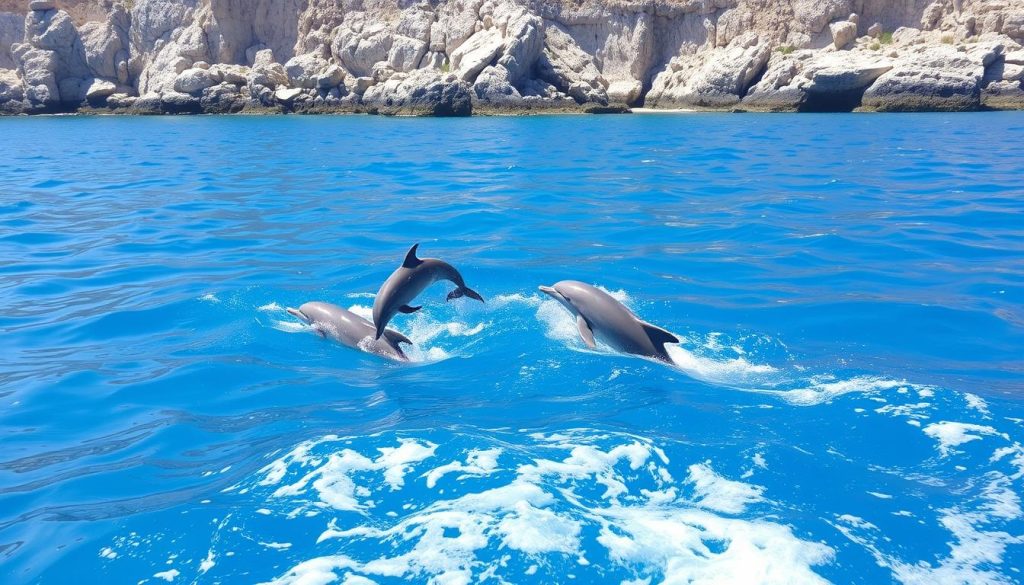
(538, 280), (679, 363)
(372, 243), (484, 339)
(287, 301), (412, 362)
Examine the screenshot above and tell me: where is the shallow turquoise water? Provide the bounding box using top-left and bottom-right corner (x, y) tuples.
(1, 113), (1023, 584)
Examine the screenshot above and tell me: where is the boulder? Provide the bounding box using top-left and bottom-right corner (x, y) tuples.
(29, 0), (55, 11)
(284, 52), (328, 89)
(15, 45), (59, 105)
(200, 83), (244, 113)
(351, 76), (374, 94)
(106, 92), (135, 109)
(892, 27), (921, 44)
(84, 77), (116, 101)
(450, 28), (505, 82)
(607, 79), (643, 105)
(791, 0), (853, 34)
(249, 49), (288, 89)
(361, 69), (472, 116)
(388, 35), (428, 72)
(274, 87), (304, 103)
(0, 68), (26, 110)
(315, 64), (345, 89)
(472, 64), (521, 105)
(830, 20), (857, 49)
(160, 91), (202, 114)
(804, 56), (892, 93)
(868, 23), (882, 38)
(210, 63), (249, 85)
(861, 46), (986, 111)
(174, 67), (222, 94)
(334, 28), (392, 78)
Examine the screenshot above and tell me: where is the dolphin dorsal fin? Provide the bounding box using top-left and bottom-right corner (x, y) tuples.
(403, 244), (423, 268)
(641, 322), (679, 348)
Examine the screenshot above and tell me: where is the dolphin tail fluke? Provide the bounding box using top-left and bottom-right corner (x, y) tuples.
(398, 304), (421, 314)
(447, 286), (485, 303)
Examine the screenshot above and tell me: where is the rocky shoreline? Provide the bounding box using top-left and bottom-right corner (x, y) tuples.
(1, 0), (1023, 117)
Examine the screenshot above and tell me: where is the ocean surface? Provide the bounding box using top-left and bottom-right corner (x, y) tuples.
(1, 112), (1023, 584)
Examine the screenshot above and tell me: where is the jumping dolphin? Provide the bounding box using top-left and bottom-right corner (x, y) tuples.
(287, 301), (412, 361)
(538, 280), (679, 363)
(372, 244), (484, 339)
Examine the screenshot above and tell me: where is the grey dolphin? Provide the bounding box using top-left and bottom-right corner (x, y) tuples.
(372, 243), (484, 339)
(287, 301), (412, 362)
(538, 280), (679, 363)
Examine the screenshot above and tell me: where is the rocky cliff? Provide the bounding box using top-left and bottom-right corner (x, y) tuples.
(0, 0), (1022, 115)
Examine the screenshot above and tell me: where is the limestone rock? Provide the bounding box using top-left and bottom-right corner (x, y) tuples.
(0, 12), (25, 70)
(830, 20), (857, 50)
(210, 63), (248, 85)
(284, 52), (328, 89)
(648, 37), (769, 109)
(361, 69), (472, 116)
(868, 23), (882, 38)
(451, 27), (505, 83)
(274, 87), (303, 103)
(29, 1), (55, 11)
(536, 25), (607, 105)
(315, 64), (345, 89)
(84, 77), (116, 101)
(861, 45), (988, 111)
(472, 64), (521, 105)
(160, 91), (202, 114)
(174, 67), (221, 94)
(249, 49), (288, 89)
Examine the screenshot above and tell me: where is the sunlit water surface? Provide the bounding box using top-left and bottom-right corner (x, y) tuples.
(1, 113), (1023, 584)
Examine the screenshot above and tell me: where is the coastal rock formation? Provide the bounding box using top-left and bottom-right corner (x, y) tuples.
(0, 0), (1022, 115)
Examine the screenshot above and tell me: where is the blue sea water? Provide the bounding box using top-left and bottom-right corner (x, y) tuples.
(1, 112), (1023, 584)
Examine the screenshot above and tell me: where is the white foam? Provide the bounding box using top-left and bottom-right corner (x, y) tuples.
(258, 302), (283, 312)
(423, 448), (502, 489)
(270, 438), (437, 512)
(666, 345), (780, 386)
(491, 293), (543, 308)
(685, 462), (765, 514)
(346, 303), (486, 364)
(199, 293), (220, 304)
(262, 431), (833, 585)
(98, 547), (117, 559)
(199, 550), (215, 574)
(153, 569), (180, 582)
(965, 393), (991, 416)
(923, 422), (1004, 457)
(773, 377), (909, 407)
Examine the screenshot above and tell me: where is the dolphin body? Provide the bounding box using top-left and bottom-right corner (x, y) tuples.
(539, 280), (679, 363)
(287, 301), (412, 361)
(372, 244), (484, 339)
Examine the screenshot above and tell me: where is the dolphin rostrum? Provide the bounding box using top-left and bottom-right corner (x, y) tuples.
(372, 243), (484, 339)
(287, 301), (412, 361)
(538, 280), (679, 363)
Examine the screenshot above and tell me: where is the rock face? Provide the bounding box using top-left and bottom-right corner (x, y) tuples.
(0, 0), (1022, 115)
